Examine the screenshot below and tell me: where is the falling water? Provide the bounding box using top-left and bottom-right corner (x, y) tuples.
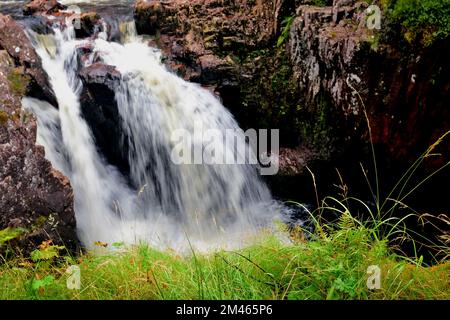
(22, 21), (282, 251)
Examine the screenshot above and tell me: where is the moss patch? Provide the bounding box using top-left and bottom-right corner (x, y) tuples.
(0, 110), (8, 125)
(7, 68), (31, 97)
(387, 0), (450, 47)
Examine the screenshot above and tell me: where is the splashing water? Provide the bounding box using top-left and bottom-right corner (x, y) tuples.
(23, 22), (283, 252)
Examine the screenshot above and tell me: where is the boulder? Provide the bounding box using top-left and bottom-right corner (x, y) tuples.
(0, 14), (56, 106)
(79, 62), (121, 87)
(23, 0), (66, 16)
(79, 63), (131, 178)
(72, 12), (102, 39)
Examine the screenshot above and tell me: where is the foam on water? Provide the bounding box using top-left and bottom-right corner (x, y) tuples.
(23, 22), (283, 252)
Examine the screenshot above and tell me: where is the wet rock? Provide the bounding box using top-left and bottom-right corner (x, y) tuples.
(135, 0), (284, 88)
(0, 15), (77, 252)
(23, 1), (103, 39)
(134, 0), (168, 35)
(79, 62), (121, 88)
(23, 0), (66, 16)
(278, 147), (314, 176)
(72, 12), (102, 39)
(0, 14), (57, 107)
(79, 63), (130, 177)
(198, 54), (235, 84)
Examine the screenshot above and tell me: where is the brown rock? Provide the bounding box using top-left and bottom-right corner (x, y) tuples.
(23, 0), (66, 16)
(0, 14), (56, 106)
(134, 0), (168, 35)
(79, 62), (121, 87)
(71, 12), (102, 38)
(0, 14), (77, 253)
(287, 1), (450, 167)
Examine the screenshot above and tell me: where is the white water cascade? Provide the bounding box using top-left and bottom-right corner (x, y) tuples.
(22, 22), (282, 251)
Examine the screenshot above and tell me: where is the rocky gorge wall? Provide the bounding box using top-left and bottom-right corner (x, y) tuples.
(0, 12), (77, 253)
(133, 0), (449, 204)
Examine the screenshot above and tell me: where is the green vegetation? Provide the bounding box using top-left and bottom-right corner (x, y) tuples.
(0, 129), (448, 300)
(310, 0), (330, 6)
(7, 68), (31, 96)
(0, 213), (448, 300)
(387, 0), (450, 46)
(0, 227), (27, 246)
(277, 16), (295, 48)
(239, 48), (302, 136)
(301, 93), (337, 159)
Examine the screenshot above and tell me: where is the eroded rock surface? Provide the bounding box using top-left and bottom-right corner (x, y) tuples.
(79, 62), (130, 176)
(135, 0), (284, 86)
(0, 13), (77, 252)
(0, 13), (56, 105)
(288, 1), (450, 167)
(23, 0), (103, 39)
(23, 0), (66, 16)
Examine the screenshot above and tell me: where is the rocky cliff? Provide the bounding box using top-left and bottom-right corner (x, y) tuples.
(0, 13), (77, 253)
(134, 0), (449, 177)
(288, 1), (449, 168)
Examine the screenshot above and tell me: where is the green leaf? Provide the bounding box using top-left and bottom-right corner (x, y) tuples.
(31, 275), (55, 291)
(30, 245), (64, 262)
(0, 227), (27, 245)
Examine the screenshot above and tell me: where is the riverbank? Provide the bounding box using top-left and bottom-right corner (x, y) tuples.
(1, 215), (449, 300)
(0, 0), (448, 300)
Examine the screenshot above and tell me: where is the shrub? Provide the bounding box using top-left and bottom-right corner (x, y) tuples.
(388, 0), (450, 47)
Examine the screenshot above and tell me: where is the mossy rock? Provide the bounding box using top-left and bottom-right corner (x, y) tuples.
(7, 68), (31, 97)
(0, 110), (9, 125)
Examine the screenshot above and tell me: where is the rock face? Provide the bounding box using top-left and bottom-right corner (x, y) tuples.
(23, 0), (66, 16)
(0, 14), (56, 105)
(79, 62), (131, 177)
(134, 0), (284, 86)
(23, 0), (103, 39)
(0, 13), (77, 252)
(72, 12), (102, 39)
(134, 0), (303, 160)
(288, 1), (450, 168)
(135, 0), (281, 45)
(135, 0), (449, 169)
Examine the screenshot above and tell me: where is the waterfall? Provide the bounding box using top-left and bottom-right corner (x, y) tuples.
(22, 21), (282, 252)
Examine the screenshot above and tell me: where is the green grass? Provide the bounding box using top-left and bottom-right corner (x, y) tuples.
(0, 129), (449, 300)
(1, 90), (448, 300)
(0, 212), (448, 300)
